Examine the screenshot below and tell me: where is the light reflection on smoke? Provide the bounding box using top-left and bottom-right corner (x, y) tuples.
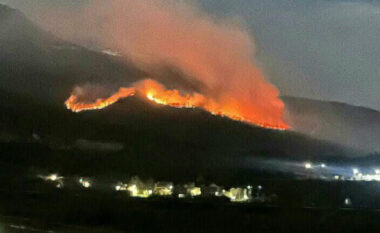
(245, 157), (380, 181)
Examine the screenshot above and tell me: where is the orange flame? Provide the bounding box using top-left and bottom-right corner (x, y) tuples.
(65, 79), (289, 130)
(65, 87), (135, 112)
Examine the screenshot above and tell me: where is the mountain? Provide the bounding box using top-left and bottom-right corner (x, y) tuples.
(0, 3), (145, 104)
(0, 89), (356, 183)
(283, 96), (380, 152)
(1, 4), (378, 183)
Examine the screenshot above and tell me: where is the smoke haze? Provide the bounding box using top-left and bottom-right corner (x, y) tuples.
(36, 0), (288, 128)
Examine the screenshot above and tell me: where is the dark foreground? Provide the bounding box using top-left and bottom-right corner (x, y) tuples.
(0, 189), (379, 233)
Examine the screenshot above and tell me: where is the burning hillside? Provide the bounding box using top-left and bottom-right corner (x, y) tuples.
(43, 0), (293, 130)
(65, 87), (136, 113)
(65, 79), (289, 130)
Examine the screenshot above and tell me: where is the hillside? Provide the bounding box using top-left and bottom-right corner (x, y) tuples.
(0, 88), (357, 183)
(283, 96), (380, 152)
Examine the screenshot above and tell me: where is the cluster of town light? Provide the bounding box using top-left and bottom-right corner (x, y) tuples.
(38, 174), (265, 202)
(303, 162), (380, 181)
(115, 179), (173, 198)
(113, 177), (255, 202)
(38, 174), (92, 189)
(349, 168), (380, 181)
(38, 163), (380, 195)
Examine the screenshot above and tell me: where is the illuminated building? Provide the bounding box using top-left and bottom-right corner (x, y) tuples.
(115, 182), (129, 191)
(188, 186), (201, 197)
(184, 183), (201, 197)
(125, 177), (154, 198)
(223, 187), (252, 202)
(127, 184), (153, 198)
(154, 182), (173, 196)
(208, 183), (224, 197)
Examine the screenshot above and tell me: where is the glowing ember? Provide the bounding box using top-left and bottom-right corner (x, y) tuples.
(65, 79), (289, 130)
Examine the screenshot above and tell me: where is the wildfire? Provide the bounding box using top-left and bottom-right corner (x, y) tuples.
(65, 79), (289, 130)
(65, 87), (135, 112)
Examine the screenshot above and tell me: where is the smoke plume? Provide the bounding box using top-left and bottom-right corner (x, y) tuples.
(40, 0), (288, 128)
